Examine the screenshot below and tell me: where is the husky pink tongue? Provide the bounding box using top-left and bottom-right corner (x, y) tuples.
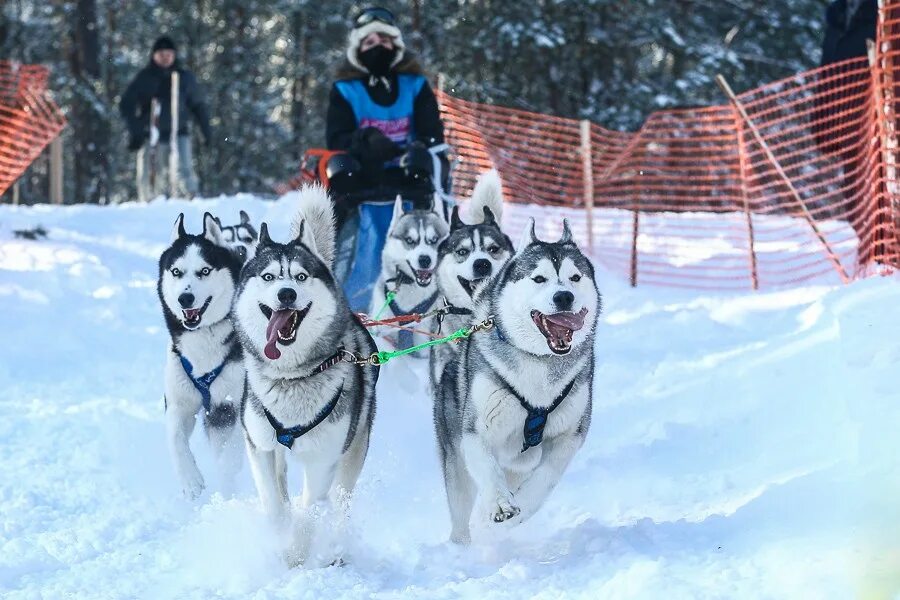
(544, 307), (588, 331)
(264, 309), (296, 360)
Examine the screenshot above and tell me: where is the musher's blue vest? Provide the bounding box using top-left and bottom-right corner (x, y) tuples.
(335, 74), (425, 166)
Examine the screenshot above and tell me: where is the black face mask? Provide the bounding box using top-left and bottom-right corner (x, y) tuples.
(359, 46), (396, 78)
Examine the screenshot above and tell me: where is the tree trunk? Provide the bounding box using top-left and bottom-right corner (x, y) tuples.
(68, 0), (110, 204)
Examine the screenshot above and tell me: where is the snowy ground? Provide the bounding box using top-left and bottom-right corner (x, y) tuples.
(1, 195), (899, 599)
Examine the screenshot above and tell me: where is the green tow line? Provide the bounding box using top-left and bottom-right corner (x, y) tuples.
(373, 289), (397, 320)
(374, 326), (471, 365)
(344, 317), (495, 367)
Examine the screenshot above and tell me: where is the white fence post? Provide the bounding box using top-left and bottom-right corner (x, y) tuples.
(169, 71), (180, 197)
(579, 119), (594, 252)
(50, 137), (63, 204)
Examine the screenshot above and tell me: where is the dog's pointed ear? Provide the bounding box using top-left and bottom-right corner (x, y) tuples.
(292, 218), (318, 254)
(239, 210), (250, 225)
(482, 206), (497, 226)
(170, 213), (187, 242)
(516, 218), (538, 253)
(390, 195), (404, 229)
(450, 205), (463, 231)
(258, 222), (272, 246)
(431, 197), (447, 221)
(559, 219), (574, 244)
(203, 212), (224, 245)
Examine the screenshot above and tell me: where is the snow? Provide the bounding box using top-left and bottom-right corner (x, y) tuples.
(1, 195), (899, 599)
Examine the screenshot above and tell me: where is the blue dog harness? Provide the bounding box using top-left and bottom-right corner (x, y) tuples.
(263, 383), (344, 450)
(260, 348), (349, 449)
(179, 355), (225, 413)
(496, 373), (577, 452)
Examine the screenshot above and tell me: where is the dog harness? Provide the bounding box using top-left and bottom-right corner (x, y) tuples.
(435, 302), (473, 333)
(261, 348), (350, 449)
(179, 355), (225, 413)
(385, 277), (439, 349)
(263, 383), (344, 450)
(496, 374), (577, 452)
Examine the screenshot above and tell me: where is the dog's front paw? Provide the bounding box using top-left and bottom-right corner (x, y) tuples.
(490, 496), (520, 524)
(181, 469), (205, 500)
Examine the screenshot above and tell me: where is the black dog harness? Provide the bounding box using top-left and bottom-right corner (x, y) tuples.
(261, 348), (349, 449)
(434, 299), (473, 333)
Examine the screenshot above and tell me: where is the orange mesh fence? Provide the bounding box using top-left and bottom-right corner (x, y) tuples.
(0, 62), (66, 197)
(439, 1), (900, 290)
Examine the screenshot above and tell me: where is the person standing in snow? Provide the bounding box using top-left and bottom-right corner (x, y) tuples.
(119, 36), (212, 202)
(325, 6), (449, 207)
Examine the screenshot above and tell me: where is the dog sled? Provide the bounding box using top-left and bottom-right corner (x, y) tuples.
(295, 145), (454, 312)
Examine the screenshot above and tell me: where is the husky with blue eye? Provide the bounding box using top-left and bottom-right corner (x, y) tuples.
(430, 170), (514, 384)
(433, 218), (601, 544)
(368, 196), (449, 350)
(232, 185), (377, 566)
(158, 212), (245, 499)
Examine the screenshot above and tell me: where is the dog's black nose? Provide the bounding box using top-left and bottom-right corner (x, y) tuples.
(553, 290), (575, 312)
(473, 258), (491, 278)
(178, 293), (195, 308)
(277, 287), (297, 305)
(418, 255), (432, 269)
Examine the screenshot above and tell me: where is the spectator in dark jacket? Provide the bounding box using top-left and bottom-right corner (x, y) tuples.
(325, 6), (447, 205)
(119, 36), (212, 201)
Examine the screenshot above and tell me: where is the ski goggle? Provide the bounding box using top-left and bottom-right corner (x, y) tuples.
(353, 7), (396, 29)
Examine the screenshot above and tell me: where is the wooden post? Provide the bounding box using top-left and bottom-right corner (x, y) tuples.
(580, 120), (595, 252)
(149, 97), (160, 194)
(590, 131), (644, 286)
(734, 110), (759, 290)
(870, 1), (900, 266)
(50, 137), (63, 205)
(630, 211), (639, 287)
(169, 71), (180, 197)
(436, 72), (446, 102)
(716, 74), (851, 284)
(12, 180), (20, 205)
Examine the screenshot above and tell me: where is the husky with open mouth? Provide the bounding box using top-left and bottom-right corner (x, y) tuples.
(368, 196), (449, 351)
(233, 185), (377, 566)
(158, 212), (245, 499)
(430, 170), (514, 384)
(433, 218), (601, 544)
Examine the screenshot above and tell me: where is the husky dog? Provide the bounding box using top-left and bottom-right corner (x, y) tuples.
(233, 185), (377, 565)
(158, 213), (245, 499)
(216, 210), (258, 263)
(430, 170), (514, 383)
(434, 219), (601, 543)
(369, 196), (449, 350)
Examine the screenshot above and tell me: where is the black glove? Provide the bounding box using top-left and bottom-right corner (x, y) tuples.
(400, 141), (433, 182)
(349, 126), (401, 164)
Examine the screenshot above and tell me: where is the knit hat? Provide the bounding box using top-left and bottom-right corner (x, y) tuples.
(152, 36), (177, 53)
(346, 7), (405, 74)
